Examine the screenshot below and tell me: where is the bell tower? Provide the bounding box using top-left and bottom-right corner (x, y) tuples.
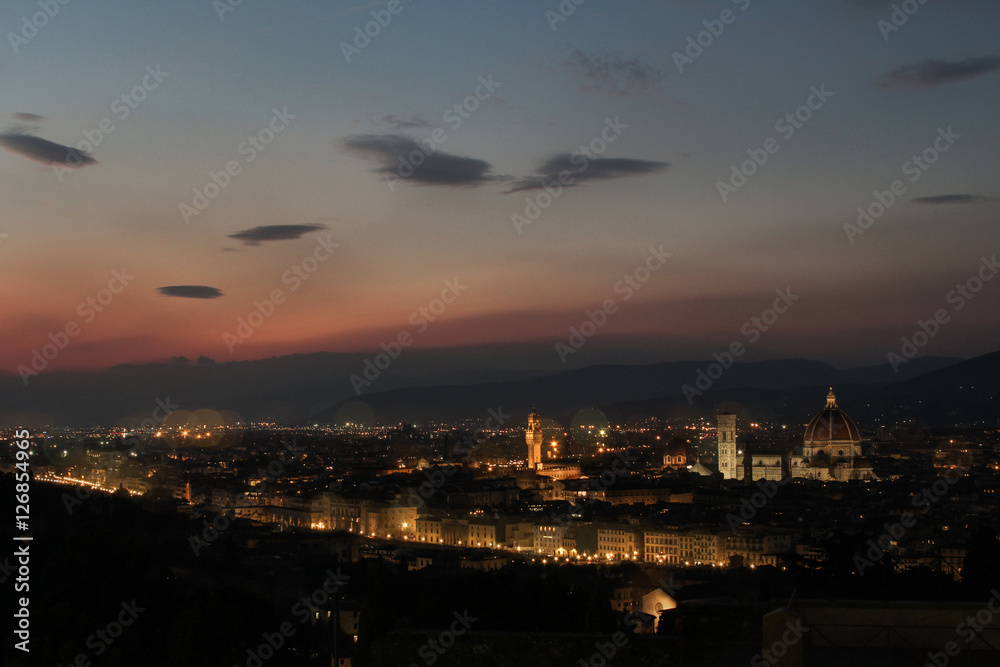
(526, 407), (543, 469)
(718, 411), (740, 480)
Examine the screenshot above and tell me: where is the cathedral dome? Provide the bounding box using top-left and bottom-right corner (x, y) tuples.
(803, 388), (860, 444)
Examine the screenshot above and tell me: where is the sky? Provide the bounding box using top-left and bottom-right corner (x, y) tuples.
(1, 0), (998, 378)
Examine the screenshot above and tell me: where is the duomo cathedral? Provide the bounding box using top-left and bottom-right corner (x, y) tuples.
(718, 388), (875, 482)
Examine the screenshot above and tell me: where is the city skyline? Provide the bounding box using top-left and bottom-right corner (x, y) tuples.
(6, 4), (1000, 665)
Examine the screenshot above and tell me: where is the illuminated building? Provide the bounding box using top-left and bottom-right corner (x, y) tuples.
(720, 389), (876, 482)
(789, 388), (875, 481)
(717, 411), (740, 480)
(525, 407), (543, 469)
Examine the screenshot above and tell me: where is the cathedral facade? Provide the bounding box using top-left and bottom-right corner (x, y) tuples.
(717, 389), (875, 482)
(789, 388), (874, 481)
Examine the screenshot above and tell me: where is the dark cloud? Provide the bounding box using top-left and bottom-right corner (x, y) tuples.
(877, 56), (1000, 89)
(0, 132), (97, 167)
(366, 113), (432, 129)
(227, 223), (327, 246)
(11, 112), (45, 123)
(197, 356), (215, 365)
(170, 356), (191, 364)
(157, 285), (224, 299)
(506, 154), (668, 193)
(342, 134), (500, 186)
(912, 194), (999, 205)
(561, 50), (665, 95)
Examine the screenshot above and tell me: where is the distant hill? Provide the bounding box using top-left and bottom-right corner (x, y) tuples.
(0, 350), (544, 427)
(881, 349), (1000, 426)
(0, 349), (975, 428)
(600, 351), (1000, 430)
(312, 355), (968, 427)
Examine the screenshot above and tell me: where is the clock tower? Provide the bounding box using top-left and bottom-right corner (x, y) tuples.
(526, 407), (543, 469)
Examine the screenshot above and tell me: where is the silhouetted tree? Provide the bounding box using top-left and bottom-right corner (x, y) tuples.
(583, 571), (615, 632)
(962, 526), (1000, 593)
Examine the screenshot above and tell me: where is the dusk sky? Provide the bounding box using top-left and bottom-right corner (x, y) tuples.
(2, 0), (998, 375)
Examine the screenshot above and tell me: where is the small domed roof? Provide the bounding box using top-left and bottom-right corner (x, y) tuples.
(803, 388), (860, 444)
(664, 438), (691, 457)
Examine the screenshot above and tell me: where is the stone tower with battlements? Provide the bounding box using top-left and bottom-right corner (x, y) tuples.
(526, 407), (543, 469)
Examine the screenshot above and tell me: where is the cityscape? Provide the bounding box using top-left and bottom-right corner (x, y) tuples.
(2, 1), (1000, 666)
(5, 373), (1000, 665)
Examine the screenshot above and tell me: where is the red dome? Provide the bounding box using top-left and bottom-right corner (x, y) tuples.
(803, 388), (860, 444)
(664, 438), (691, 457)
